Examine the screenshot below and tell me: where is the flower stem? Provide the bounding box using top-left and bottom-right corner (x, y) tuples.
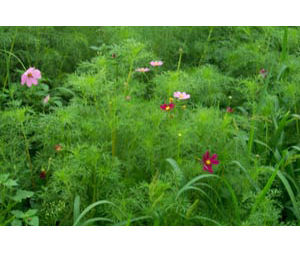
(20, 122), (35, 189)
(177, 48), (183, 74)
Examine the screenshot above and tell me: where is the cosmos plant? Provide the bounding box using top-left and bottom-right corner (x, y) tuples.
(21, 67), (42, 87)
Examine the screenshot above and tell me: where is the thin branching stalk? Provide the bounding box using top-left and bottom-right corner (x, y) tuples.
(20, 122), (35, 188)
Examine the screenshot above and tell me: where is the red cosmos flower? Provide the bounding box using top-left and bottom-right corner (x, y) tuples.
(160, 103), (175, 111)
(40, 169), (46, 180)
(227, 106), (234, 113)
(202, 151), (219, 174)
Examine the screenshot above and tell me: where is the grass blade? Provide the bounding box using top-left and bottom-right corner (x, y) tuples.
(177, 174), (219, 198)
(166, 158), (185, 185)
(114, 216), (153, 226)
(73, 200), (115, 226)
(73, 195), (80, 225)
(81, 217), (114, 226)
(267, 167), (300, 220)
(191, 215), (222, 226)
(250, 154), (286, 217)
(231, 161), (261, 192)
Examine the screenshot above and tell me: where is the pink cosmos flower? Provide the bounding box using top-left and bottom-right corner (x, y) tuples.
(202, 151), (219, 174)
(21, 67), (42, 87)
(260, 68), (267, 78)
(174, 91), (190, 100)
(135, 68), (150, 72)
(150, 61), (163, 67)
(160, 103), (175, 111)
(43, 95), (50, 104)
(226, 106), (234, 113)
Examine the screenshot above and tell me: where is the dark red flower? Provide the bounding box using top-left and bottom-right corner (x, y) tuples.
(40, 169), (46, 180)
(226, 107), (234, 113)
(202, 151), (219, 174)
(260, 68), (267, 78)
(160, 103), (175, 111)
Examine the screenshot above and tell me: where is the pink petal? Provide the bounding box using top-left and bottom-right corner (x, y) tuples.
(204, 151), (210, 160)
(32, 69), (41, 79)
(21, 74), (27, 85)
(211, 154), (218, 160)
(27, 67), (34, 73)
(26, 78), (32, 87)
(211, 160), (219, 165)
(174, 92), (180, 98)
(31, 78), (38, 85)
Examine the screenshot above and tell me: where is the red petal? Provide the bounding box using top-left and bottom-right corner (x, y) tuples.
(211, 154), (217, 159)
(211, 160), (219, 165)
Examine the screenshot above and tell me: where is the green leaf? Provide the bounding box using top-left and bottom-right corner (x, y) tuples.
(54, 100), (63, 107)
(24, 209), (38, 217)
(3, 179), (18, 187)
(11, 210), (24, 219)
(11, 219), (22, 226)
(12, 190), (34, 202)
(28, 216), (39, 226)
(0, 174), (9, 184)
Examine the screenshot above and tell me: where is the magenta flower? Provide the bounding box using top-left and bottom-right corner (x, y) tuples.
(40, 169), (46, 180)
(260, 68), (267, 78)
(202, 151), (219, 174)
(174, 91), (190, 100)
(150, 61), (163, 67)
(21, 67), (41, 87)
(160, 103), (175, 111)
(43, 95), (50, 104)
(226, 106), (234, 113)
(135, 68), (150, 73)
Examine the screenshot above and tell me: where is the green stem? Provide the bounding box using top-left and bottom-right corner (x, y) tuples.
(125, 58), (134, 96)
(177, 48), (183, 74)
(20, 122), (35, 188)
(199, 26), (214, 66)
(0, 49), (26, 71)
(295, 103), (299, 136)
(177, 135), (182, 165)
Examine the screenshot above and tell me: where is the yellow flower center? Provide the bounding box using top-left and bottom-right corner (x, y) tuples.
(27, 73), (33, 78)
(179, 94), (184, 99)
(166, 106), (170, 111)
(206, 160), (211, 165)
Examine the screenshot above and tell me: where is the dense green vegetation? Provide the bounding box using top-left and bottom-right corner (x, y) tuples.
(1, 26), (300, 226)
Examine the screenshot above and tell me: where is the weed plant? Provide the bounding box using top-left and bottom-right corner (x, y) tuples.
(1, 26), (300, 226)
